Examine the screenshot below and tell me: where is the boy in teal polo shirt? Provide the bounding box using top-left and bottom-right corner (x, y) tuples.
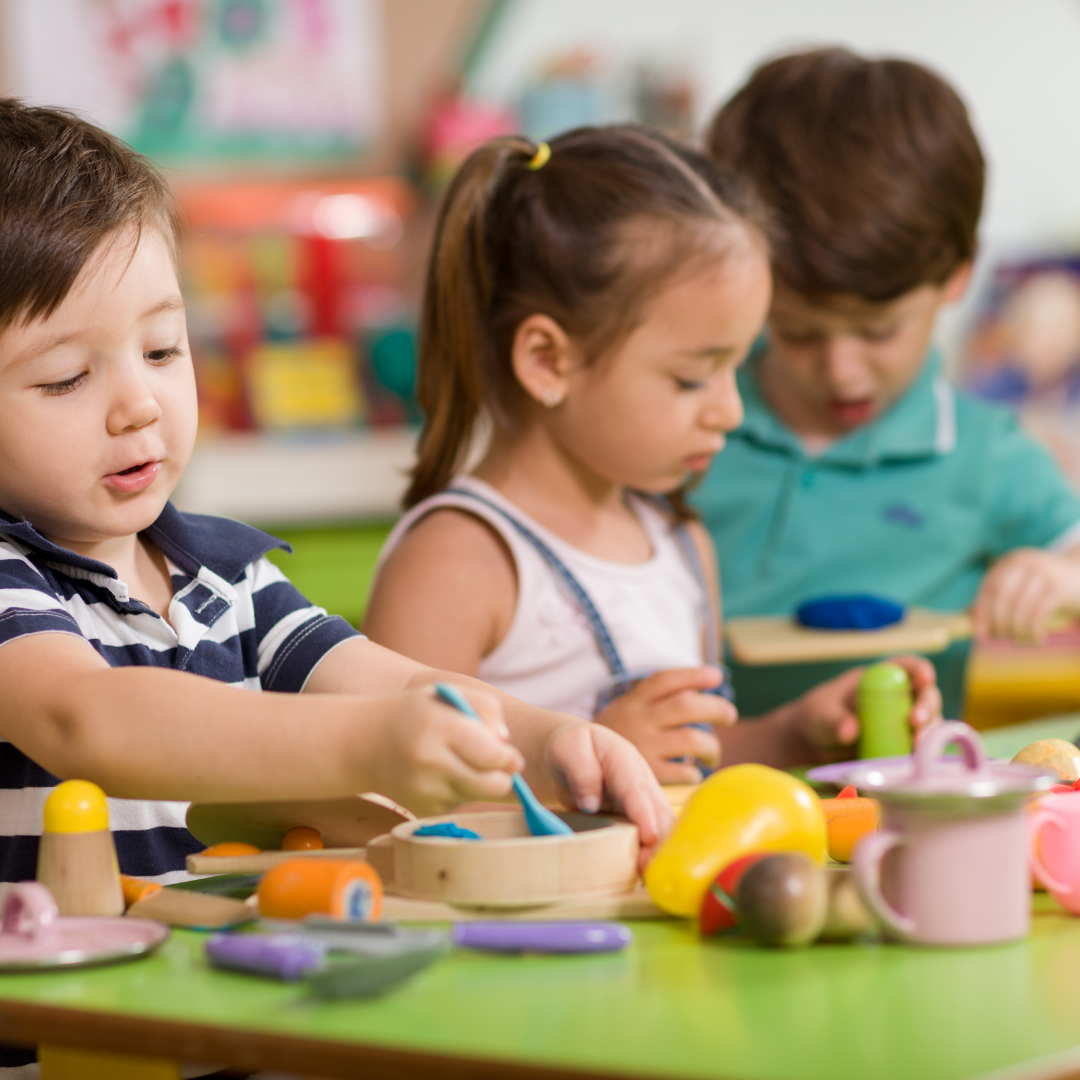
(695, 48), (1080, 719)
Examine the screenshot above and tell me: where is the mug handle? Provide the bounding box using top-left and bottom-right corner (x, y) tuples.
(1028, 807), (1073, 895)
(913, 720), (986, 783)
(853, 829), (916, 940)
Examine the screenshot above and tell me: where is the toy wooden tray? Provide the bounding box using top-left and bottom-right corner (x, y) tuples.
(725, 608), (975, 666)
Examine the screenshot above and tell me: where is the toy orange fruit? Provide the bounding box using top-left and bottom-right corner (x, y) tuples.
(282, 826), (324, 851)
(200, 841), (261, 857)
(820, 796), (880, 863)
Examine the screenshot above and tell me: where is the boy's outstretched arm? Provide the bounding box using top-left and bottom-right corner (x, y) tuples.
(0, 632), (523, 817)
(972, 543), (1080, 642)
(306, 637), (673, 859)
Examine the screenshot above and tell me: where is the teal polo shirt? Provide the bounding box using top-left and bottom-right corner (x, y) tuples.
(692, 351), (1080, 719)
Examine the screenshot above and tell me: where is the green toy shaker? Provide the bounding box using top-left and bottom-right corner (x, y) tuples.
(857, 662), (913, 759)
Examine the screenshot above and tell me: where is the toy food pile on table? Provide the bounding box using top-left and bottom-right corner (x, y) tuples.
(645, 664), (1075, 949)
(4, 671), (1080, 999)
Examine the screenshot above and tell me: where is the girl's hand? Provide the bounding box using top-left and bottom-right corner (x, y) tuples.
(593, 667), (735, 784)
(543, 721), (674, 871)
(973, 547), (1080, 642)
(785, 654), (942, 764)
(365, 686), (524, 817)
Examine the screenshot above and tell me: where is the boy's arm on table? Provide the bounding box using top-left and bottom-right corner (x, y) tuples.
(0, 631), (522, 817)
(718, 654), (942, 768)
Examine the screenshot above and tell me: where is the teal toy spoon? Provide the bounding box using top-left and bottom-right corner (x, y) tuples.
(433, 682), (573, 837)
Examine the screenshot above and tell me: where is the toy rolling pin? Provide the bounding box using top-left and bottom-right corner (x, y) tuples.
(36, 780), (123, 916)
(857, 662), (913, 759)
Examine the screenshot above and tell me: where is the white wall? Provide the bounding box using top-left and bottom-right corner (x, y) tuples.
(468, 0), (1080, 361)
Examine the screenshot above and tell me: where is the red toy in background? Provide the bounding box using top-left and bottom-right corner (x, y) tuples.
(176, 177), (421, 435)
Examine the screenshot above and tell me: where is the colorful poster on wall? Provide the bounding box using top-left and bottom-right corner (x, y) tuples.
(4, 0), (382, 161)
(962, 256), (1080, 492)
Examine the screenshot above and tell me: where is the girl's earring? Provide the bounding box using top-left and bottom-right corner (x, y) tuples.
(541, 388), (564, 408)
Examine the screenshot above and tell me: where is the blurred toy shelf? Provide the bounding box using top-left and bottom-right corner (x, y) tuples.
(172, 428), (417, 525)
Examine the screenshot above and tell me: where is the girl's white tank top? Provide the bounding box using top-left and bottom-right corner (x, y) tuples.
(376, 476), (709, 720)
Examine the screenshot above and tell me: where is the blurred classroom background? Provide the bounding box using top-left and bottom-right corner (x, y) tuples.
(3, 0), (1080, 725)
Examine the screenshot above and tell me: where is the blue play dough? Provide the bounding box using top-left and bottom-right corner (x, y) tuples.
(796, 594), (905, 631)
(413, 823), (482, 840)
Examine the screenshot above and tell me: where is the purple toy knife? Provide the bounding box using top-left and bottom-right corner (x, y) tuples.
(452, 922), (631, 953)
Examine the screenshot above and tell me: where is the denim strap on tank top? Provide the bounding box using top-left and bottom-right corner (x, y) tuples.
(443, 488), (732, 706)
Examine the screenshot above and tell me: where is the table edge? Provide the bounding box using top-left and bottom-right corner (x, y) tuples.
(0, 997), (660, 1080)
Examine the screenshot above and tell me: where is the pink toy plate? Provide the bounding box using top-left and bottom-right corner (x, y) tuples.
(0, 882), (169, 970)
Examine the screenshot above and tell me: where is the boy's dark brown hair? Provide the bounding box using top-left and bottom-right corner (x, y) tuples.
(707, 48), (984, 302)
(0, 98), (181, 332)
(408, 124), (765, 510)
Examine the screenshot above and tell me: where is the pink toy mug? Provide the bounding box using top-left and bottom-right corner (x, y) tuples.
(1028, 792), (1080, 913)
(851, 722), (1050, 946)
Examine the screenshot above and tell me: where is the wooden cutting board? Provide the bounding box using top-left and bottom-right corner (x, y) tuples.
(186, 793), (413, 850)
(724, 608), (975, 666)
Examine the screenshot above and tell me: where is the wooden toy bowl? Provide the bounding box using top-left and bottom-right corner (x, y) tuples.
(390, 811), (639, 908)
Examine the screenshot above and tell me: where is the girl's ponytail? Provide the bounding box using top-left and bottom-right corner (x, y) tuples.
(405, 125), (766, 511)
(404, 137), (535, 508)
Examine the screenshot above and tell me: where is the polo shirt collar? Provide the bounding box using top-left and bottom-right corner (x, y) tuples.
(0, 501), (289, 584)
(735, 347), (956, 467)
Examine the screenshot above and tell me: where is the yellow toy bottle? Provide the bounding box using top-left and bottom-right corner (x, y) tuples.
(645, 764), (827, 917)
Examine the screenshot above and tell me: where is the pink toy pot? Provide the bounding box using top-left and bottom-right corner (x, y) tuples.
(1028, 792), (1080, 913)
(850, 722), (1051, 946)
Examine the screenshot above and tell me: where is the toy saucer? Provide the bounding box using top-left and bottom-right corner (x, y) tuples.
(807, 756), (912, 786)
(0, 882), (168, 971)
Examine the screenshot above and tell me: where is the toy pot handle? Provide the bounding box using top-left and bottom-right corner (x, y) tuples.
(1027, 807), (1072, 895)
(853, 829), (916, 940)
(913, 721), (986, 783)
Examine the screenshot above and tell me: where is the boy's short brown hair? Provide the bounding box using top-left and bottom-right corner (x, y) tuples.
(706, 48), (984, 302)
(0, 98), (181, 332)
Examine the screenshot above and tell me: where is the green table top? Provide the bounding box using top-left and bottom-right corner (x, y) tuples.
(2, 715), (1079, 1080)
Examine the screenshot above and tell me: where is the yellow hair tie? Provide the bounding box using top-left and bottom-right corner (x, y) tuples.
(526, 142), (551, 171)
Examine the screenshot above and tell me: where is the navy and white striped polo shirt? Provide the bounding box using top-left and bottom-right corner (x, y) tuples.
(0, 501), (361, 885)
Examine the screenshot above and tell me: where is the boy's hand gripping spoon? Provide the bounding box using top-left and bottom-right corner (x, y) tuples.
(433, 682), (573, 836)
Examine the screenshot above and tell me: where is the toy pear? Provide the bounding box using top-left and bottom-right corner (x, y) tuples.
(645, 764), (827, 917)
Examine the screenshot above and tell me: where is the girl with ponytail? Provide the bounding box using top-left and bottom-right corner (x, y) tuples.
(366, 125), (936, 779)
